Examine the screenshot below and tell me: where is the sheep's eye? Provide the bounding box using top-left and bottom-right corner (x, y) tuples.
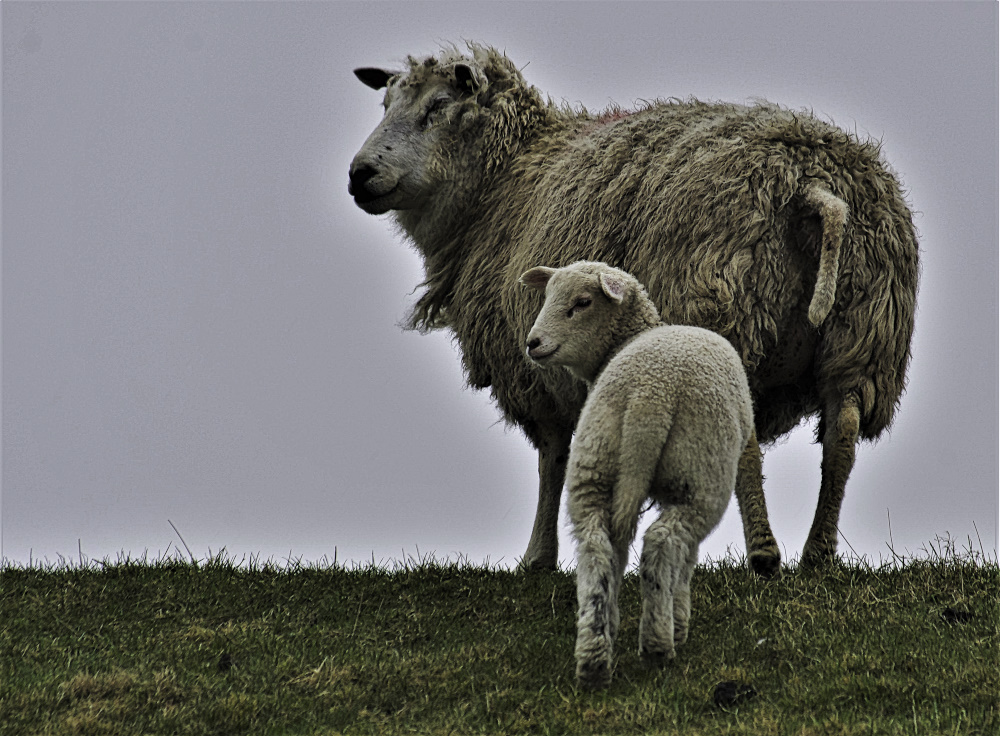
(421, 97), (449, 128)
(567, 297), (592, 317)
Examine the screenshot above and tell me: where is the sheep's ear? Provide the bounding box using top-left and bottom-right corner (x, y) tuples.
(454, 63), (486, 95)
(519, 266), (556, 291)
(354, 67), (397, 90)
(599, 271), (628, 303)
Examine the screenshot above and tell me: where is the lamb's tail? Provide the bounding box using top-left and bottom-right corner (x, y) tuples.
(609, 412), (671, 548)
(610, 479), (649, 551)
(803, 183), (849, 327)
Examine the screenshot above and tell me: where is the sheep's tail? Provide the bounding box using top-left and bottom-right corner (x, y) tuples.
(803, 183), (849, 327)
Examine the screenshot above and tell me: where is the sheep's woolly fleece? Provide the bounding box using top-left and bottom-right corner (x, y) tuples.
(349, 42), (919, 569)
(385, 44), (917, 444)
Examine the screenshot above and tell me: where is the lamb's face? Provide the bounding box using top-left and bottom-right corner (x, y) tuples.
(521, 264), (630, 383)
(348, 56), (487, 215)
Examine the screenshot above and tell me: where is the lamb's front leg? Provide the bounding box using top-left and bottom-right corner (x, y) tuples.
(521, 423), (573, 571)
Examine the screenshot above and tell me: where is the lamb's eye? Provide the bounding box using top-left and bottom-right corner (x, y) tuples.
(567, 297), (592, 317)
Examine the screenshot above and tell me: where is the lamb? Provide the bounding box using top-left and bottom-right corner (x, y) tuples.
(348, 42), (919, 573)
(521, 261), (753, 689)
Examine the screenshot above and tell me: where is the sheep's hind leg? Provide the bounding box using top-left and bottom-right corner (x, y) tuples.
(802, 394), (860, 568)
(520, 424), (573, 571)
(735, 431), (781, 578)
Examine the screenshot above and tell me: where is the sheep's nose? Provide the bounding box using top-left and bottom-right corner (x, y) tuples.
(348, 164), (378, 197)
(527, 337), (541, 352)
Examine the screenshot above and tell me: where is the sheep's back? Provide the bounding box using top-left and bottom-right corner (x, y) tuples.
(478, 100), (916, 442)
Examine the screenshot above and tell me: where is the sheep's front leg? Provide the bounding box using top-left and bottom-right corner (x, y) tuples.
(802, 394), (860, 568)
(734, 431), (781, 578)
(521, 424), (573, 571)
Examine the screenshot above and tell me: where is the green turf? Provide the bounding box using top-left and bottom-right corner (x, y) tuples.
(2, 542), (996, 735)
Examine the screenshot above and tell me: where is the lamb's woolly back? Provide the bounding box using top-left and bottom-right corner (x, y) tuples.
(604, 325), (752, 550)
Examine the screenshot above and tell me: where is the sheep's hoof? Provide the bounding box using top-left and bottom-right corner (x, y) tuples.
(518, 557), (558, 573)
(517, 562), (556, 572)
(748, 548), (781, 579)
(798, 544), (839, 571)
(639, 647), (674, 669)
(712, 681), (757, 709)
(576, 658), (612, 690)
(941, 607), (974, 625)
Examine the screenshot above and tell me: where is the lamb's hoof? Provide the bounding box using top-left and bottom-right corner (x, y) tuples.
(576, 658), (612, 690)
(748, 548), (781, 579)
(712, 681), (756, 709)
(673, 630), (689, 648)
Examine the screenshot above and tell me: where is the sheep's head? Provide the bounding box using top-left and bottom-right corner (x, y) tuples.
(521, 262), (658, 383)
(348, 44), (549, 220)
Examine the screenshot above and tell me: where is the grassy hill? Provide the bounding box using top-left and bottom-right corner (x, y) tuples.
(2, 544), (997, 735)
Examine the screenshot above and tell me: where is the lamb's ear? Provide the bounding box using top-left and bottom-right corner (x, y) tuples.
(519, 266), (556, 291)
(454, 63), (486, 95)
(599, 271), (628, 303)
(354, 67), (397, 90)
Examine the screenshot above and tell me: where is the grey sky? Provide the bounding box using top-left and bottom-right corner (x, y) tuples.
(3, 1), (997, 569)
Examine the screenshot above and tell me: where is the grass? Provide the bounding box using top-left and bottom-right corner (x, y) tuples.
(1, 540), (997, 735)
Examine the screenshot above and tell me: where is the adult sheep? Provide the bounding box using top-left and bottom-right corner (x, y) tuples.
(347, 42), (919, 573)
(521, 261), (753, 688)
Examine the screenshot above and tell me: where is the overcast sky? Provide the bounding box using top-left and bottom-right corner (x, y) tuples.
(3, 1), (997, 569)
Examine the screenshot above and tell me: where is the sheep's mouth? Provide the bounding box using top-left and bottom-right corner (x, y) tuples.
(352, 187), (398, 214)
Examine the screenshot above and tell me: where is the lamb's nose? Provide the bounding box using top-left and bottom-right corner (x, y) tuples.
(527, 337), (541, 352)
(348, 164), (378, 197)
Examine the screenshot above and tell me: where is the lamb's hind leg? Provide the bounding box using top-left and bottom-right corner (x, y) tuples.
(735, 431), (781, 577)
(671, 545), (698, 649)
(521, 423), (573, 571)
(802, 394), (860, 568)
(570, 490), (623, 690)
(638, 506), (695, 665)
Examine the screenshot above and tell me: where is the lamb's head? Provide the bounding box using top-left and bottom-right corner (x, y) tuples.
(520, 262), (660, 383)
(348, 44), (549, 219)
